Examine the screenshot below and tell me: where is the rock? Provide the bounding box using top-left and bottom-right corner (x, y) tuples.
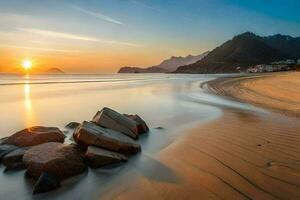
(85, 146), (127, 168)
(23, 142), (87, 181)
(32, 172), (60, 195)
(74, 121), (141, 154)
(154, 126), (164, 130)
(5, 126), (65, 147)
(124, 114), (149, 134)
(0, 144), (19, 160)
(65, 122), (80, 129)
(2, 148), (27, 171)
(0, 137), (8, 145)
(92, 107), (139, 139)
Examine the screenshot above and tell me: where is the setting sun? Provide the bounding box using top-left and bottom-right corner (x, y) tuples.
(22, 59), (32, 70)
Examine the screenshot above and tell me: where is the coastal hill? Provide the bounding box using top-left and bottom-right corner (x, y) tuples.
(118, 52), (209, 73)
(175, 32), (300, 73)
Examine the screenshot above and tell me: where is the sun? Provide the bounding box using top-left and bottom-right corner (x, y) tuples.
(22, 59), (32, 70)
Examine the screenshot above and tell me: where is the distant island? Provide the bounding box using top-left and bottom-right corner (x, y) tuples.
(44, 67), (65, 74)
(118, 52), (209, 73)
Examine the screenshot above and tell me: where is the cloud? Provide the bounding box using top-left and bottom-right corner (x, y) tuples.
(72, 5), (123, 25)
(0, 44), (79, 53)
(17, 28), (138, 47)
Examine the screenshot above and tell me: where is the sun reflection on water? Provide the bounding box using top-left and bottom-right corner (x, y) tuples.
(23, 78), (35, 127)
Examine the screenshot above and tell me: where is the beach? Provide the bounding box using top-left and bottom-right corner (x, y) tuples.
(206, 72), (300, 117)
(0, 73), (299, 199)
(100, 72), (300, 200)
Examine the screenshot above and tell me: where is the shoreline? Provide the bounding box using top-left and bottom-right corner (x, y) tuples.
(99, 72), (300, 199)
(204, 72), (300, 117)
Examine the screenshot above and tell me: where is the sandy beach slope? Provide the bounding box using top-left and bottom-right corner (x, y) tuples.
(100, 72), (300, 200)
(206, 72), (300, 117)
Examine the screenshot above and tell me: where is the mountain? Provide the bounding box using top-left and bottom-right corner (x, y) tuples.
(118, 52), (209, 73)
(263, 34), (300, 58)
(154, 52), (209, 71)
(175, 32), (299, 73)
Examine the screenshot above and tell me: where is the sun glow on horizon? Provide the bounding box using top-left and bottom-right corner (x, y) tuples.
(22, 59), (32, 70)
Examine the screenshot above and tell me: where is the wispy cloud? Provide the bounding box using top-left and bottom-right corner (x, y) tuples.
(72, 5), (123, 25)
(0, 44), (79, 53)
(17, 28), (138, 47)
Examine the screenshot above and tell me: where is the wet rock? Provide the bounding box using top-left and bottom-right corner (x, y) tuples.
(0, 144), (19, 160)
(85, 146), (127, 168)
(124, 114), (149, 134)
(65, 122), (80, 129)
(92, 107), (139, 139)
(23, 142), (87, 181)
(0, 137), (8, 145)
(5, 126), (65, 147)
(74, 121), (141, 154)
(2, 148), (27, 171)
(33, 172), (60, 195)
(154, 126), (164, 130)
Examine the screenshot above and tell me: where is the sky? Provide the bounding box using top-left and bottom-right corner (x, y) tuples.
(0, 0), (299, 73)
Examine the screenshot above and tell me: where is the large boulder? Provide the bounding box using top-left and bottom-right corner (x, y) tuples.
(5, 126), (65, 147)
(23, 142), (87, 182)
(2, 148), (27, 171)
(74, 121), (141, 154)
(0, 144), (19, 160)
(32, 172), (60, 194)
(85, 146), (127, 168)
(124, 114), (149, 134)
(92, 107), (139, 139)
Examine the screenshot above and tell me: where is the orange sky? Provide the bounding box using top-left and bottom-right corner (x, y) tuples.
(1, 1), (299, 73)
(0, 43), (205, 73)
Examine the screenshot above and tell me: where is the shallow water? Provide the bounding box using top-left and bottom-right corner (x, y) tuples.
(0, 73), (260, 199)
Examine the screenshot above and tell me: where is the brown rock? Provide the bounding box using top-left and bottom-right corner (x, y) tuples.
(32, 172), (60, 194)
(0, 144), (19, 160)
(5, 126), (65, 147)
(92, 107), (139, 139)
(85, 146), (127, 168)
(23, 142), (87, 181)
(124, 114), (149, 134)
(65, 122), (80, 129)
(74, 121), (141, 154)
(2, 148), (27, 171)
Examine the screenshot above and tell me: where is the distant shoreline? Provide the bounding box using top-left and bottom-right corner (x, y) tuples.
(204, 72), (300, 117)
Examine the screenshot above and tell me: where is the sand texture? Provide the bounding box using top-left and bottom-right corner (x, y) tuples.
(207, 72), (300, 117)
(99, 73), (300, 200)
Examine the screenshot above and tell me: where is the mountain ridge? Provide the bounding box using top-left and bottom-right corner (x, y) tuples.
(118, 51), (209, 73)
(175, 32), (299, 73)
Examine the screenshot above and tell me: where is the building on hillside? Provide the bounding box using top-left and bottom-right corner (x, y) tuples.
(247, 63), (293, 73)
(271, 59), (296, 65)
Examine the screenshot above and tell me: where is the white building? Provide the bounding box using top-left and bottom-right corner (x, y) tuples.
(272, 59), (295, 65)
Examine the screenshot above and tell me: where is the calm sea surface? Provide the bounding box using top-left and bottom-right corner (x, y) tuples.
(0, 73), (259, 199)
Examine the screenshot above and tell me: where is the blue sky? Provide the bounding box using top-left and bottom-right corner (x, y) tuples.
(0, 0), (299, 72)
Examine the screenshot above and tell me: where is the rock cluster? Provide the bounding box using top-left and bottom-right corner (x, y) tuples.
(0, 107), (148, 194)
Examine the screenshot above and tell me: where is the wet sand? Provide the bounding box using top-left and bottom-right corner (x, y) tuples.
(206, 72), (300, 117)
(100, 72), (300, 200)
